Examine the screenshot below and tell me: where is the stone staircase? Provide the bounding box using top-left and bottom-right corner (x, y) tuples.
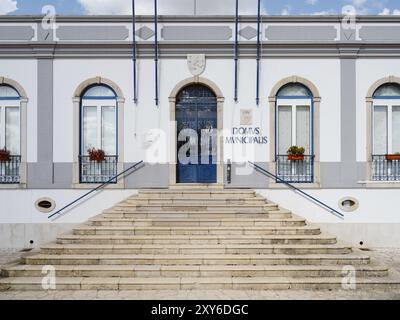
(1, 189), (399, 291)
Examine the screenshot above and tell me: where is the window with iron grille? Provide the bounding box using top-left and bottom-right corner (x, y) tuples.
(80, 85), (118, 183)
(372, 83), (400, 181)
(0, 85), (21, 184)
(275, 83), (314, 183)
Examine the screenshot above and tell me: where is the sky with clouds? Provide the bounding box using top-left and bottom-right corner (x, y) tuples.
(0, 0), (400, 16)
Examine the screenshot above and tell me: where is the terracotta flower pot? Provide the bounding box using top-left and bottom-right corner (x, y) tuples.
(89, 156), (105, 162)
(385, 154), (400, 161)
(89, 154), (106, 162)
(288, 155), (305, 161)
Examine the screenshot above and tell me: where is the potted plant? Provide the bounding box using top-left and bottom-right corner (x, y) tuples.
(287, 146), (305, 161)
(87, 148), (106, 162)
(0, 148), (11, 162)
(385, 153), (400, 161)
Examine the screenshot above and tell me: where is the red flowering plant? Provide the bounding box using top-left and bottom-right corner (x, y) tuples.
(87, 148), (106, 162)
(0, 147), (11, 162)
(287, 146), (305, 161)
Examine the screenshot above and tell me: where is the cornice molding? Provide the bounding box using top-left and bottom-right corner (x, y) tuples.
(0, 41), (399, 59)
(2, 15), (400, 24)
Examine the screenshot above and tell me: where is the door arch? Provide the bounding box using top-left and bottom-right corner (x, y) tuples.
(169, 77), (224, 185)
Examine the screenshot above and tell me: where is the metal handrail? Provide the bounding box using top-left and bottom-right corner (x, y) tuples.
(248, 161), (344, 219)
(48, 160), (144, 220)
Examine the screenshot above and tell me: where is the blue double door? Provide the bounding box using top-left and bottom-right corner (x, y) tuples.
(176, 85), (217, 184)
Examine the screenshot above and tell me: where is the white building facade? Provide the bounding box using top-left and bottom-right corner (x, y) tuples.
(0, 15), (400, 248)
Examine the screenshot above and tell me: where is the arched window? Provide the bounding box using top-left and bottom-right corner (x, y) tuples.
(372, 83), (400, 155)
(371, 83), (400, 181)
(80, 85), (118, 183)
(0, 85), (20, 155)
(0, 84), (21, 184)
(276, 83), (314, 183)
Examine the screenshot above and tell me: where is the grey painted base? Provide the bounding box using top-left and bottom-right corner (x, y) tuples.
(227, 162), (368, 189)
(124, 163), (169, 188)
(27, 163), (73, 189)
(22, 161), (373, 189)
(320, 162), (367, 188)
(26, 163), (169, 189)
(225, 162), (269, 188)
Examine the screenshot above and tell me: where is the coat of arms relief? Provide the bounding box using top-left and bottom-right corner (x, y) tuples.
(187, 54), (206, 76)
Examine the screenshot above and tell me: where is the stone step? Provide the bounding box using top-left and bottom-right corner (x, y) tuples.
(102, 211), (292, 219)
(22, 253), (371, 266)
(138, 189), (256, 197)
(72, 225), (321, 236)
(126, 197), (267, 205)
(3, 275), (399, 291)
(1, 188), (398, 292)
(40, 243), (351, 255)
(56, 234), (338, 245)
(3, 264), (388, 278)
(137, 194), (257, 199)
(106, 204), (283, 213)
(89, 217), (306, 227)
(114, 204), (276, 212)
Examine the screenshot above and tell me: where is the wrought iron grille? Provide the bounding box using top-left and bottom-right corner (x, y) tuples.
(176, 85), (217, 104)
(372, 155), (400, 181)
(176, 85), (217, 139)
(79, 155), (118, 184)
(276, 155), (314, 183)
(0, 155), (21, 184)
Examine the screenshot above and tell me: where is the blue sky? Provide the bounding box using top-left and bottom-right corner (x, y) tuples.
(1, 0), (400, 16)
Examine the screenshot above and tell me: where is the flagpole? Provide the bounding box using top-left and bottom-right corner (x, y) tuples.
(256, 0), (261, 106)
(132, 0), (138, 104)
(234, 0), (239, 102)
(154, 0), (159, 106)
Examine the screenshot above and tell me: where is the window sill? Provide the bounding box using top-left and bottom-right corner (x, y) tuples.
(72, 182), (124, 190)
(358, 180), (400, 189)
(0, 183), (26, 189)
(268, 181), (321, 189)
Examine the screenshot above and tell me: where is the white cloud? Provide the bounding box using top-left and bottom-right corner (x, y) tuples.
(0, 0), (17, 15)
(281, 5), (292, 16)
(312, 10), (336, 15)
(306, 0), (318, 5)
(379, 8), (391, 15)
(345, 0), (370, 15)
(351, 0), (367, 7)
(77, 0), (130, 15)
(77, 0), (267, 15)
(281, 8), (290, 15)
(379, 7), (400, 15)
